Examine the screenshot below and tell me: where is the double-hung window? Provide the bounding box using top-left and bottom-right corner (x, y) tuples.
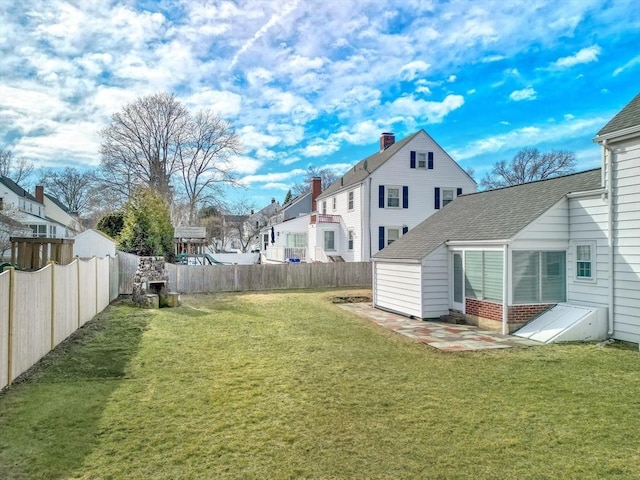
(386, 187), (400, 208)
(417, 152), (427, 168)
(348, 191), (354, 211)
(442, 189), (454, 207)
(386, 227), (400, 245)
(575, 242), (596, 281)
(348, 229), (354, 250)
(332, 197), (337, 211)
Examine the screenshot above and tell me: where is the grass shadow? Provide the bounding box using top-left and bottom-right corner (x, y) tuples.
(0, 302), (150, 480)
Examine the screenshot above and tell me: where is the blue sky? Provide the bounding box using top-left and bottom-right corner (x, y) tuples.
(1, 0), (639, 207)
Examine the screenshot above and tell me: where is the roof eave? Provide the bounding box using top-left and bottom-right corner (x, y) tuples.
(593, 124), (640, 143)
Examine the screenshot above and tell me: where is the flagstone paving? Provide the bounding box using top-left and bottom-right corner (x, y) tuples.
(339, 303), (542, 352)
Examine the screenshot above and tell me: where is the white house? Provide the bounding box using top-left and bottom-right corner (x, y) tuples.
(260, 179), (318, 263)
(0, 177), (71, 239)
(372, 93), (640, 346)
(310, 131), (476, 262)
(41, 188), (81, 237)
(73, 229), (116, 258)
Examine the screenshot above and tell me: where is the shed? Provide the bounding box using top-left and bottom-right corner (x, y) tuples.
(73, 229), (116, 258)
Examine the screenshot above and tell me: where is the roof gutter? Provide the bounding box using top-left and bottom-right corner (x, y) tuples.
(593, 124), (640, 143)
(446, 239), (511, 246)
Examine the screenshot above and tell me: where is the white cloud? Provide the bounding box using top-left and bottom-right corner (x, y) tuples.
(400, 60), (430, 81)
(228, 156), (264, 175)
(613, 54), (640, 76)
(509, 87), (537, 102)
(480, 54), (506, 63)
(389, 94), (465, 123)
(240, 169), (304, 186)
(452, 116), (608, 160)
(448, 75), (457, 83)
(552, 45), (601, 69)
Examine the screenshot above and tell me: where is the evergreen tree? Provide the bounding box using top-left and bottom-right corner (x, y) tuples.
(283, 189), (293, 204)
(118, 188), (174, 258)
(96, 211), (125, 239)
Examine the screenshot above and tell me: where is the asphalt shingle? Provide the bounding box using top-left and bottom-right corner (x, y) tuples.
(597, 92), (640, 136)
(374, 169), (602, 261)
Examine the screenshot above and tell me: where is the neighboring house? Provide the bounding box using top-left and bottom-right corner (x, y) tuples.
(73, 229), (116, 258)
(310, 131), (476, 262)
(219, 214), (249, 252)
(244, 198), (281, 252)
(260, 181), (318, 263)
(372, 93), (640, 345)
(39, 187), (82, 237)
(0, 177), (70, 239)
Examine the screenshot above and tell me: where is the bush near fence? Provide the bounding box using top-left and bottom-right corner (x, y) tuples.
(0, 257), (116, 390)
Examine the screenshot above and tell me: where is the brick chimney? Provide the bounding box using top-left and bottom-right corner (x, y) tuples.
(380, 132), (395, 151)
(311, 176), (322, 212)
(35, 185), (44, 204)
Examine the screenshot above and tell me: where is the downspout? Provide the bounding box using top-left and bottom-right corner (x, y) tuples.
(502, 243), (509, 335)
(604, 139), (615, 337)
(368, 177), (372, 261)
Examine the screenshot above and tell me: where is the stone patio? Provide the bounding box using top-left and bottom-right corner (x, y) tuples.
(339, 303), (541, 352)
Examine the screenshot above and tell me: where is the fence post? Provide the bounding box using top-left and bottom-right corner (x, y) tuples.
(77, 259), (81, 328)
(7, 267), (15, 385)
(49, 260), (56, 351)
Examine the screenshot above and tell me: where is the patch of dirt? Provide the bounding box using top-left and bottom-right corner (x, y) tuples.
(332, 295), (372, 304)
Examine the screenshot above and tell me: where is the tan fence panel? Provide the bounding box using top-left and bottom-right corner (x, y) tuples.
(53, 262), (79, 347)
(337, 262), (372, 287)
(11, 266), (52, 382)
(0, 271), (10, 389)
(118, 251), (139, 294)
(109, 256), (119, 301)
(287, 263), (313, 289)
(78, 258), (97, 326)
(310, 263), (338, 288)
(96, 257), (110, 311)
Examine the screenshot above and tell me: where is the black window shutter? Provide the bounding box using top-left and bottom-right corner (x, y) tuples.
(402, 226), (408, 234)
(378, 226), (385, 250)
(402, 186), (409, 208)
(434, 187), (440, 209)
(428, 152), (434, 169)
(457, 188), (462, 196)
(378, 185), (385, 208)
(410, 151), (416, 169)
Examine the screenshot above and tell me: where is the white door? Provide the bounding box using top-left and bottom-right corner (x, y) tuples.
(452, 252), (465, 312)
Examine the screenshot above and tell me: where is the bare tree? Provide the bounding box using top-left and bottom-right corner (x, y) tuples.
(480, 148), (576, 190)
(178, 111), (241, 223)
(291, 166), (339, 196)
(0, 206), (31, 258)
(37, 167), (94, 214)
(99, 93), (190, 202)
(0, 149), (35, 187)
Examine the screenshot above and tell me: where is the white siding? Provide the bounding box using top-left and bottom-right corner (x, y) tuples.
(421, 245), (450, 318)
(73, 229), (116, 258)
(512, 199), (569, 249)
(374, 261), (423, 318)
(611, 138), (640, 343)
(567, 194), (610, 308)
(370, 131), (476, 258)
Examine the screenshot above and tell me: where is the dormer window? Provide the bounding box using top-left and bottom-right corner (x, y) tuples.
(417, 153), (427, 168)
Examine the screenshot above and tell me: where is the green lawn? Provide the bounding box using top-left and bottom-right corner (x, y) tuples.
(1, 289), (639, 479)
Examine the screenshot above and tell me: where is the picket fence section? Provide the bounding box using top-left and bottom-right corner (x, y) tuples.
(0, 256), (114, 391)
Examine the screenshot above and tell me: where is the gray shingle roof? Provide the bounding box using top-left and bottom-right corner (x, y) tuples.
(317, 131), (422, 199)
(44, 193), (71, 213)
(0, 176), (40, 203)
(597, 92), (640, 136)
(374, 169), (602, 261)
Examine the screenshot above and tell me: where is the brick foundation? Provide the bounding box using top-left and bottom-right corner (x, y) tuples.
(463, 298), (554, 333)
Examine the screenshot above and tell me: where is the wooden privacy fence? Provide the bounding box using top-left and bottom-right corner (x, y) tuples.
(0, 257), (115, 390)
(165, 262), (372, 294)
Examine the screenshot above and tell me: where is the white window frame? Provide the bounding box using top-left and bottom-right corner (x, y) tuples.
(322, 200), (327, 215)
(574, 241), (596, 282)
(386, 186), (401, 208)
(442, 188), (455, 207)
(332, 197), (337, 211)
(348, 229), (354, 250)
(385, 226), (401, 246)
(323, 230), (336, 251)
(417, 152), (427, 169)
(348, 190), (354, 211)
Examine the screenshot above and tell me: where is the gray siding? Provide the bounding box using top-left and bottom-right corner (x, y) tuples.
(421, 245), (450, 318)
(374, 261), (422, 317)
(611, 139), (640, 343)
(567, 194), (610, 308)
